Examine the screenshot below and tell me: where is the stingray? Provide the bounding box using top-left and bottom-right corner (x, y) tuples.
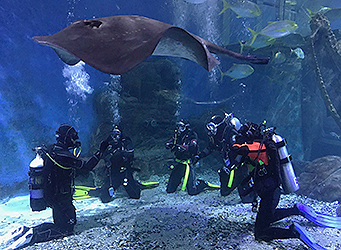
(33, 15), (269, 75)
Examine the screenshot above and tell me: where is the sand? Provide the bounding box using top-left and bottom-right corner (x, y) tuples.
(0, 174), (340, 250)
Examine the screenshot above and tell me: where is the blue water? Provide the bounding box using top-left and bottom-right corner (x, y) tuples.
(1, 0), (341, 188)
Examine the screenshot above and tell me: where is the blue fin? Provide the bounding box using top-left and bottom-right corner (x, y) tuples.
(292, 223), (327, 250)
(297, 203), (341, 229)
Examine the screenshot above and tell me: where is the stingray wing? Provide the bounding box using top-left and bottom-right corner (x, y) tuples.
(153, 26), (219, 71)
(33, 15), (172, 75)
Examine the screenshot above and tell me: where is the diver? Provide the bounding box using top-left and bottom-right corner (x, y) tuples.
(227, 121), (306, 242)
(166, 119), (208, 195)
(3, 124), (109, 250)
(194, 113), (249, 198)
(99, 126), (143, 202)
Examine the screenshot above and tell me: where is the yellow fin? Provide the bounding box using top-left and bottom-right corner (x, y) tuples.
(219, 0), (231, 15)
(247, 27), (259, 46)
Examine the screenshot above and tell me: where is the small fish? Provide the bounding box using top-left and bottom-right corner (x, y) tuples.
(219, 64), (254, 81)
(307, 7), (332, 18)
(330, 132), (341, 140)
(285, 0), (296, 6)
(248, 20), (298, 45)
(244, 33), (275, 50)
(291, 47), (304, 59)
(219, 0), (261, 18)
(272, 51), (286, 64)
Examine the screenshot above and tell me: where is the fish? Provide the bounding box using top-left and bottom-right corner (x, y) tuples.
(291, 47), (304, 59)
(33, 15), (269, 75)
(244, 34), (275, 50)
(285, 0), (296, 6)
(219, 0), (261, 18)
(330, 132), (341, 140)
(307, 7), (332, 18)
(248, 20), (298, 45)
(219, 63), (254, 81)
(271, 51), (286, 64)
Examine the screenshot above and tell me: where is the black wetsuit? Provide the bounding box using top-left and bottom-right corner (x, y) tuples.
(230, 137), (300, 241)
(100, 136), (141, 202)
(198, 124), (243, 196)
(31, 142), (101, 244)
(166, 130), (207, 195)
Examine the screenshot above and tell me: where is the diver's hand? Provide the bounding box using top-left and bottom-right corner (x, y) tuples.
(99, 139), (110, 155)
(192, 155), (200, 164)
(177, 145), (186, 152)
(221, 166), (231, 175)
(165, 141), (174, 149)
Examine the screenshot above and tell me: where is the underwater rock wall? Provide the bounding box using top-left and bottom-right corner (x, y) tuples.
(91, 59), (181, 180)
(297, 155), (341, 203)
(119, 59), (181, 179)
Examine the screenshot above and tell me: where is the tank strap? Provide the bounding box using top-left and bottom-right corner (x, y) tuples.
(275, 139), (286, 148)
(45, 152), (71, 170)
(280, 155), (292, 164)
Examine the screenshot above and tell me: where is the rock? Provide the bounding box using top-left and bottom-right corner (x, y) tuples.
(297, 155), (341, 202)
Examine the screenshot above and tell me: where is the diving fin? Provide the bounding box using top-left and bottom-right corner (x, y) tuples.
(140, 181), (159, 190)
(4, 227), (33, 250)
(291, 223), (327, 250)
(0, 226), (29, 247)
(296, 203), (341, 229)
(207, 182), (220, 189)
(73, 186), (102, 200)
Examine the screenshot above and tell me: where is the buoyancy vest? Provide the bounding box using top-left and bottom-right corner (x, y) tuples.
(234, 141), (268, 166)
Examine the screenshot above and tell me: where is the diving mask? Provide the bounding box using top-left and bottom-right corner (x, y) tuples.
(176, 121), (188, 133)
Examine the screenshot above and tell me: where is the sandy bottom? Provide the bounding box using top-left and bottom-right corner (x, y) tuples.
(0, 173), (340, 250)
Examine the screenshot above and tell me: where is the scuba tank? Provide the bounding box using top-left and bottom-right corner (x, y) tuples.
(28, 148), (48, 211)
(272, 134), (299, 193)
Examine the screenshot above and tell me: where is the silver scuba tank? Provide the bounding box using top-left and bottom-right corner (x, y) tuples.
(28, 149), (47, 211)
(272, 134), (299, 193)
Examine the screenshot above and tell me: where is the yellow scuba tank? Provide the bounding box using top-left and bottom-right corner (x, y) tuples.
(28, 148), (48, 211)
(272, 134), (299, 193)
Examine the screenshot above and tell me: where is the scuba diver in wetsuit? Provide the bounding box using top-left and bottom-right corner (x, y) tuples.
(166, 119), (208, 195)
(4, 124), (109, 250)
(228, 121), (302, 241)
(99, 126), (143, 202)
(195, 113), (247, 198)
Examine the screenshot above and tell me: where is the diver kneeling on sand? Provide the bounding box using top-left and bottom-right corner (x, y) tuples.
(194, 113), (253, 201)
(97, 126), (159, 203)
(227, 121), (341, 250)
(165, 119), (217, 195)
(2, 124), (109, 250)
